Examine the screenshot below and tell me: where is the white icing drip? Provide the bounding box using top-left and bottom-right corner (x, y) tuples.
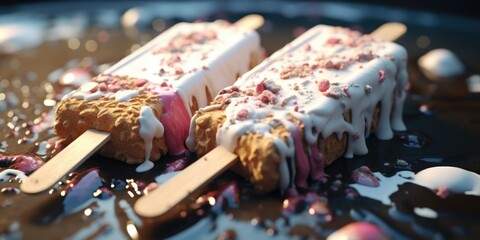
(276, 134), (296, 192)
(137, 106), (164, 172)
(211, 25), (408, 187)
(135, 160), (154, 173)
(71, 91), (105, 101)
(113, 89), (139, 102)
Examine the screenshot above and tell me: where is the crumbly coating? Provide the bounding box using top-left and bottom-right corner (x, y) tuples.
(55, 92), (167, 164)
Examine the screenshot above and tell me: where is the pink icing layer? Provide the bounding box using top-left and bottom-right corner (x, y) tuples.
(308, 142), (324, 181)
(292, 129), (310, 188)
(148, 87), (190, 156)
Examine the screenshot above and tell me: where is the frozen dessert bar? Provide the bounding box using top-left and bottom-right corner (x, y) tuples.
(54, 20), (263, 165)
(186, 25), (408, 193)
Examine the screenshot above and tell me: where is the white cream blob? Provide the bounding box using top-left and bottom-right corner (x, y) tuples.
(414, 166), (480, 196)
(418, 48), (465, 79)
(136, 106), (164, 173)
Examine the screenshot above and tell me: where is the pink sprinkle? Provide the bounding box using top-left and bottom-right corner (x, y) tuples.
(304, 44), (311, 51)
(264, 80), (282, 93)
(257, 90), (276, 104)
(351, 166), (379, 187)
(236, 109), (249, 119)
(174, 67), (184, 75)
(436, 187), (450, 198)
(318, 79), (330, 92)
(318, 59), (334, 69)
(98, 82), (108, 92)
(134, 79), (148, 87)
(202, 66), (209, 70)
(255, 102), (264, 108)
(255, 81), (266, 95)
(326, 37), (342, 45)
(378, 70), (386, 83)
(108, 84), (120, 93)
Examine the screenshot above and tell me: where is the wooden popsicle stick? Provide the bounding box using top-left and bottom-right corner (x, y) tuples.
(370, 22), (407, 41)
(19, 15), (265, 195)
(20, 129), (111, 194)
(234, 14), (264, 30)
(133, 21), (408, 218)
(135, 146), (237, 217)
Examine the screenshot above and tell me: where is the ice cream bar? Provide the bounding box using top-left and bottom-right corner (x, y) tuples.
(133, 22), (408, 218)
(20, 15), (264, 194)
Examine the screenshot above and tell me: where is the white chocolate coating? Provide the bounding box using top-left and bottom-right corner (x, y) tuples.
(59, 20), (261, 164)
(106, 20), (261, 117)
(191, 25), (408, 192)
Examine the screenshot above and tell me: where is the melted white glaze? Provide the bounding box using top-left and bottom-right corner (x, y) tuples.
(191, 25), (408, 192)
(113, 89), (139, 102)
(351, 166), (480, 207)
(351, 171), (414, 205)
(136, 106), (164, 172)
(106, 20), (261, 117)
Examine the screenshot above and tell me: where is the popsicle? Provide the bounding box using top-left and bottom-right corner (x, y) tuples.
(20, 15), (265, 194)
(134, 22), (408, 217)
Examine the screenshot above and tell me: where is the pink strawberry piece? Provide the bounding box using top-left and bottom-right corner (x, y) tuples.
(318, 79), (330, 92)
(236, 109), (249, 119)
(351, 166), (379, 187)
(378, 69), (386, 83)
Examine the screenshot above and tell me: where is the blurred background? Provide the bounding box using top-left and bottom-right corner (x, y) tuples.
(2, 0), (479, 129)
